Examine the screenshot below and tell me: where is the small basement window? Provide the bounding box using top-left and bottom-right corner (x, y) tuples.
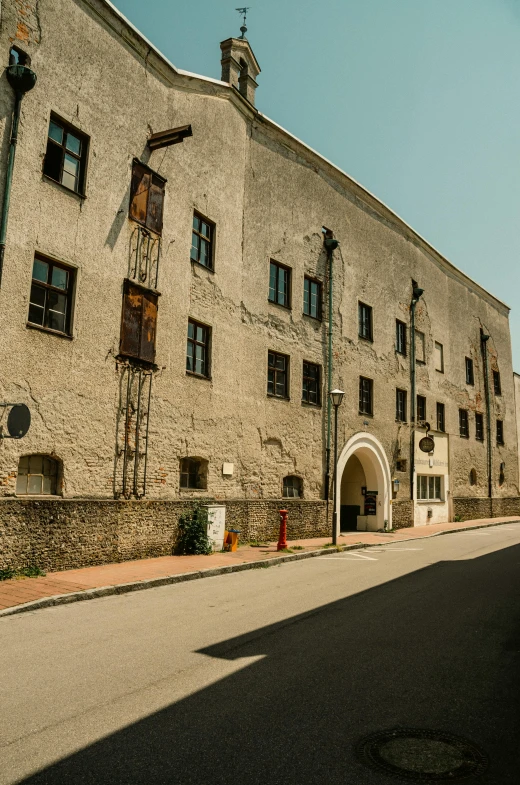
(43, 115), (88, 195)
(180, 457), (208, 490)
(16, 455), (60, 495)
(283, 475), (303, 498)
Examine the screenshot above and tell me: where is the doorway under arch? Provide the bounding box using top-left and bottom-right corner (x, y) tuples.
(336, 432), (391, 535)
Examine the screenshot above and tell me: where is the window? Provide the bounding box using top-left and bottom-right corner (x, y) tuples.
(119, 279), (158, 364)
(396, 320), (407, 355)
(396, 459), (407, 472)
(43, 115), (88, 194)
(417, 475), (442, 501)
(283, 475), (302, 498)
(496, 420), (504, 445)
(436, 402), (445, 432)
(459, 409), (469, 438)
(396, 389), (407, 422)
(302, 361), (321, 405)
(268, 261), (291, 308)
(417, 395), (426, 423)
(190, 213), (214, 269)
(9, 46), (31, 66)
(469, 469), (477, 486)
(475, 413), (484, 441)
(493, 370), (501, 396)
(434, 341), (444, 373)
(267, 352), (289, 398)
(179, 457), (208, 490)
(465, 357), (474, 385)
(186, 319), (211, 377)
(358, 302), (373, 341)
(415, 330), (425, 363)
(303, 277), (322, 319)
(28, 255), (74, 335)
(129, 159), (166, 235)
(359, 376), (373, 415)
(268, 351), (289, 398)
(16, 455), (59, 495)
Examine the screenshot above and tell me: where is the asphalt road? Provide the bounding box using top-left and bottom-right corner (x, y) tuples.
(1, 523), (519, 784)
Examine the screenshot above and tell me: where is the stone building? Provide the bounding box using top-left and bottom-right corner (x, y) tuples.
(0, 0), (518, 570)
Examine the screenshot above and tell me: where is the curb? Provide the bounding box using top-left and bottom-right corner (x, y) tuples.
(1, 518), (518, 618)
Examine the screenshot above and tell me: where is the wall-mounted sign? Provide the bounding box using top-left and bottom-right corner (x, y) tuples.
(419, 435), (435, 453)
(364, 495), (377, 515)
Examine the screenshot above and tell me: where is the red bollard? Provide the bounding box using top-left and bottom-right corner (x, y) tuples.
(277, 508), (288, 551)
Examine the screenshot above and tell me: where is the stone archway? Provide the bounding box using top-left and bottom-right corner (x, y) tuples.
(335, 432), (392, 535)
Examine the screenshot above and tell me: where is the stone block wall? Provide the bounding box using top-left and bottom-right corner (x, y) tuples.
(0, 498), (328, 572)
(391, 500), (414, 529)
(453, 497), (520, 521)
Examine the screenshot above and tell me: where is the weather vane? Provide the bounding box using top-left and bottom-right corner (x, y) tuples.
(235, 7), (250, 39)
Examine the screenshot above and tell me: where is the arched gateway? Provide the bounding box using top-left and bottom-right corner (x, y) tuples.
(336, 432), (392, 535)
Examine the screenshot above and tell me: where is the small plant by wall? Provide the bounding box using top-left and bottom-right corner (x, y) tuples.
(176, 504), (212, 555)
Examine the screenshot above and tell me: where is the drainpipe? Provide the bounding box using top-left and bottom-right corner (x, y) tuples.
(324, 235), (339, 508)
(409, 286), (424, 502)
(480, 329), (492, 503)
(0, 60), (37, 287)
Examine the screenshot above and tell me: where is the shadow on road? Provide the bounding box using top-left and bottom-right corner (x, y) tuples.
(20, 544), (520, 784)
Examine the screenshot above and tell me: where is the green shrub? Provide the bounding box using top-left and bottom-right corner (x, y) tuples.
(177, 505), (212, 555)
(18, 565), (46, 578)
(0, 565), (46, 581)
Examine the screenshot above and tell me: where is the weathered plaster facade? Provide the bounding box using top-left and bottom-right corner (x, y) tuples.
(0, 0), (518, 569)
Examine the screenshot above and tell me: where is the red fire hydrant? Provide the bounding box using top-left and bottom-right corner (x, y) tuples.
(277, 508), (288, 551)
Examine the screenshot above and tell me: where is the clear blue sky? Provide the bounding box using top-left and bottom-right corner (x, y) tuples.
(112, 0), (520, 369)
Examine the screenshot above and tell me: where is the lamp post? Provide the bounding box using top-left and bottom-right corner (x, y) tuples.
(330, 388), (344, 545)
(410, 286), (424, 502)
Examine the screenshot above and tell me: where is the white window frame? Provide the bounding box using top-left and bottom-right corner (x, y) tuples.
(416, 474), (443, 502)
(434, 341), (444, 372)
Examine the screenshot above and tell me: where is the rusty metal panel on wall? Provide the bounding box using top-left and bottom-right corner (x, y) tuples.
(129, 161), (150, 227)
(148, 175), (165, 235)
(140, 290), (158, 363)
(120, 279), (158, 364)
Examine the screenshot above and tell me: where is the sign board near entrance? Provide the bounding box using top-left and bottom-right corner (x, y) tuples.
(364, 495), (377, 515)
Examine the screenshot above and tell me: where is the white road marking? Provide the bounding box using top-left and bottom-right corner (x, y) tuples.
(319, 557), (360, 560)
(376, 548), (423, 552)
(458, 532), (493, 535)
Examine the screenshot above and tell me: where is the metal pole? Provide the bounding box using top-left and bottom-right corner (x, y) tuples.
(0, 91), (22, 286)
(481, 331), (492, 502)
(142, 373), (153, 498)
(325, 245), (333, 504)
(133, 368), (143, 496)
(410, 300), (416, 501)
(332, 402), (339, 545)
(122, 367), (132, 498)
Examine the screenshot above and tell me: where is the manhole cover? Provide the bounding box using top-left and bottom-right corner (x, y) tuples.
(355, 728), (487, 781)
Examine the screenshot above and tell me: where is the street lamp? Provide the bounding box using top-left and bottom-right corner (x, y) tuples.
(330, 388), (344, 544)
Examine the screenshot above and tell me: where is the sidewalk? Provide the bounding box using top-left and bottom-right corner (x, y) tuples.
(1, 516), (518, 617)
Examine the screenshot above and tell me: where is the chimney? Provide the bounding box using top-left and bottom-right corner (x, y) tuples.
(220, 38), (261, 106)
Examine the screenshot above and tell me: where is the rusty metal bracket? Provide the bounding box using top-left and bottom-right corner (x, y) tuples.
(147, 124), (193, 151)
